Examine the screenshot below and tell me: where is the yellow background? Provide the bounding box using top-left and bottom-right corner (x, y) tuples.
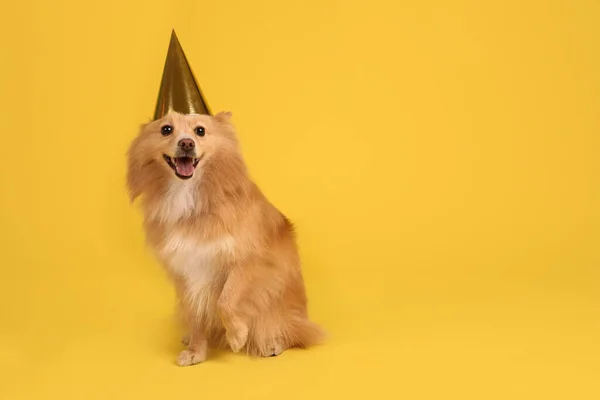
(1, 0), (599, 398)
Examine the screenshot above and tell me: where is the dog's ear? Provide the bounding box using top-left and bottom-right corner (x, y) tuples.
(214, 111), (232, 123)
(125, 127), (148, 203)
(126, 150), (142, 203)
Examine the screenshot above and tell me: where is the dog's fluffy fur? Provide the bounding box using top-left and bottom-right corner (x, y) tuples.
(126, 111), (323, 366)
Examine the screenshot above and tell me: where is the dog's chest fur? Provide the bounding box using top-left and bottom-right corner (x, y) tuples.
(160, 233), (235, 291)
(160, 233), (235, 278)
(149, 180), (198, 223)
(159, 232), (235, 317)
(151, 181), (236, 316)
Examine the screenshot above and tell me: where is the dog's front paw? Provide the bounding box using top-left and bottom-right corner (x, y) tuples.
(226, 324), (248, 353)
(176, 349), (206, 367)
(262, 341), (285, 357)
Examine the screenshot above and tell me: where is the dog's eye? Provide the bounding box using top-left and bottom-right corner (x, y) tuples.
(195, 126), (205, 137)
(161, 125), (173, 136)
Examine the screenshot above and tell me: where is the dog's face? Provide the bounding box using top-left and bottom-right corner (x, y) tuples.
(127, 111), (237, 201)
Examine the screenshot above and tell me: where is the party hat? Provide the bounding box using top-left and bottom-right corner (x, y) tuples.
(153, 30), (211, 119)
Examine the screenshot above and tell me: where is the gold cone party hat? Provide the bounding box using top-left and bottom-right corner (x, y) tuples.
(153, 30), (211, 119)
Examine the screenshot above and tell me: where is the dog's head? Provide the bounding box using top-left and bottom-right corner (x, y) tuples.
(126, 111), (240, 202)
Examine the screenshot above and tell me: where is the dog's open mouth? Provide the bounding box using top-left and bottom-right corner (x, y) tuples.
(163, 154), (201, 180)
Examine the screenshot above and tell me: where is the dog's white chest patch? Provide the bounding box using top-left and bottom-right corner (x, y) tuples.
(152, 181), (198, 223)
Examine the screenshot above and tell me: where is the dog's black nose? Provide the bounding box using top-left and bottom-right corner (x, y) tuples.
(178, 138), (195, 151)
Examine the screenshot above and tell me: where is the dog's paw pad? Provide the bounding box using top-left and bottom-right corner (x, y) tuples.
(176, 349), (205, 367)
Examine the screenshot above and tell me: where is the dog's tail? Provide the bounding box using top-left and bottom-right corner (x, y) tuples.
(287, 317), (326, 349)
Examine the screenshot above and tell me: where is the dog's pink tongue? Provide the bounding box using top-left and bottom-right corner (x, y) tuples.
(175, 158), (194, 177)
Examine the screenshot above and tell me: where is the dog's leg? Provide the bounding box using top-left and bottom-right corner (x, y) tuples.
(218, 267), (251, 353)
(173, 277), (208, 366)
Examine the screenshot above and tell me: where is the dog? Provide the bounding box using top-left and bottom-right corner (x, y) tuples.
(126, 111), (323, 366)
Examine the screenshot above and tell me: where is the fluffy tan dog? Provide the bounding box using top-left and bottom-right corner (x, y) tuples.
(126, 111), (323, 366)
